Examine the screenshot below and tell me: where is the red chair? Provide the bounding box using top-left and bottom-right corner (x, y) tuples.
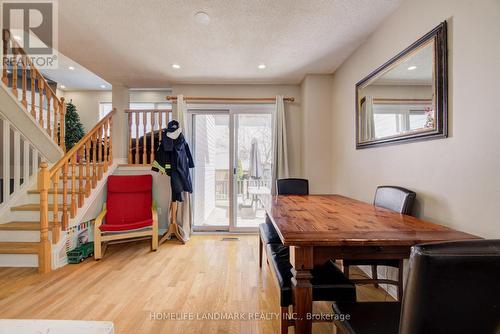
(94, 175), (158, 260)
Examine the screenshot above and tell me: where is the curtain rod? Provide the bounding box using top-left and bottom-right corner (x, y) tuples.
(165, 96), (295, 102)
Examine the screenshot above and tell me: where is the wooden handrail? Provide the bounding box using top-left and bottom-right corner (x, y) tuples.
(124, 109), (172, 113)
(49, 109), (116, 177)
(2, 31), (66, 151)
(38, 108), (116, 272)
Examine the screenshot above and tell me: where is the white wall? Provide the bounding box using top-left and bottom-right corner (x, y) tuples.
(330, 0), (500, 238)
(61, 90), (111, 132)
(61, 89), (171, 132)
(301, 75), (334, 194)
(129, 90), (170, 103)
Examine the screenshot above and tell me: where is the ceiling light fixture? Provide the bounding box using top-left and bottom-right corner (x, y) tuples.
(13, 35), (22, 41)
(172, 64), (181, 69)
(407, 65), (417, 71)
(60, 85), (66, 89)
(100, 84), (106, 89)
(258, 64), (266, 69)
(194, 11), (210, 25)
(68, 66), (75, 70)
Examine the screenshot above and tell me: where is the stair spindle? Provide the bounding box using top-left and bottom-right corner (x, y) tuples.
(97, 125), (103, 179)
(85, 140), (91, 197)
(62, 162), (69, 230)
(46, 89), (52, 137)
(52, 170), (60, 244)
(128, 113), (133, 164)
(159, 111), (163, 143)
(53, 93), (58, 141)
(109, 116), (113, 162)
(60, 98), (66, 151)
(92, 132), (97, 188)
(150, 111), (155, 164)
(30, 67), (36, 118)
(103, 120), (109, 172)
(70, 153), (77, 218)
(135, 112), (139, 164)
(78, 145), (84, 207)
(21, 55), (27, 107)
(11, 48), (17, 97)
(38, 77), (44, 128)
(142, 111), (147, 164)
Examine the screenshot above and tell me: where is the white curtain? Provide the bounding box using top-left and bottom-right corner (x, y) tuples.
(361, 96), (375, 142)
(174, 95), (192, 240)
(177, 94), (189, 143)
(271, 95), (289, 195)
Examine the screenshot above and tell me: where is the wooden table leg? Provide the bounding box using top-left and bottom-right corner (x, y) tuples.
(290, 246), (313, 334)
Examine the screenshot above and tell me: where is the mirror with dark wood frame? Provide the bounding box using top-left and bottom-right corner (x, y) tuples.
(356, 21), (448, 149)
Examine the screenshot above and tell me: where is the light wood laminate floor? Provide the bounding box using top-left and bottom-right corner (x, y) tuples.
(0, 235), (393, 333)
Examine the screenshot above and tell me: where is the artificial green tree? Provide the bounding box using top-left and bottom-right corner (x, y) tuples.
(65, 100), (85, 150)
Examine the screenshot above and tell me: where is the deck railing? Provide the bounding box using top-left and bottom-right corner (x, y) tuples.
(37, 109), (116, 272)
(2, 30), (66, 151)
(216, 178), (272, 200)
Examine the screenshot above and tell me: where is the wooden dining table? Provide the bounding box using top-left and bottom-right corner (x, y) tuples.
(264, 194), (479, 334)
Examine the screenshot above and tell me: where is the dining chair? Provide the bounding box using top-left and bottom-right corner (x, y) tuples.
(259, 178), (309, 267)
(342, 186), (416, 300)
(276, 178), (309, 195)
(332, 239), (500, 334)
(266, 243), (356, 334)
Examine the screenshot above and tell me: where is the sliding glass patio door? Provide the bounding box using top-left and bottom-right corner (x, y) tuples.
(191, 112), (231, 231)
(190, 105), (273, 232)
(233, 112), (273, 230)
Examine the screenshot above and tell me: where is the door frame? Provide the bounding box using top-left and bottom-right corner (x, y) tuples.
(188, 103), (274, 232)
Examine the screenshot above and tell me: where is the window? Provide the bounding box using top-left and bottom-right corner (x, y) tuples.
(99, 102), (113, 119)
(372, 102), (432, 139)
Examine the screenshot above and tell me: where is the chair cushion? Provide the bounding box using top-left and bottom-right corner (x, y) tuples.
(332, 302), (401, 334)
(266, 243), (356, 307)
(343, 258), (400, 268)
(99, 219), (153, 232)
(259, 219), (281, 244)
(106, 175), (153, 226)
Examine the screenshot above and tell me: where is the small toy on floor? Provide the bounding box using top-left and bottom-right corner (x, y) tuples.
(67, 242), (94, 264)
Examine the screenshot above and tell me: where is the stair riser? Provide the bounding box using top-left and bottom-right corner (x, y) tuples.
(0, 254), (38, 267)
(0, 230), (40, 242)
(8, 211), (61, 221)
(26, 193), (74, 204)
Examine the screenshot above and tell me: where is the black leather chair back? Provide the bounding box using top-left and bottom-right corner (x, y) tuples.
(373, 186), (416, 215)
(276, 178), (309, 195)
(400, 239), (500, 334)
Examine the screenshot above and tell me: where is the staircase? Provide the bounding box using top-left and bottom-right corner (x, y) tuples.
(0, 30), (117, 273)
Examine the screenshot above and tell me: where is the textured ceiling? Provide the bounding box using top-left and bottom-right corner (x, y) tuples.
(376, 42), (434, 85)
(58, 0), (402, 88)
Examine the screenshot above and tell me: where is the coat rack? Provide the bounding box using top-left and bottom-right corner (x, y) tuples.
(159, 202), (187, 244)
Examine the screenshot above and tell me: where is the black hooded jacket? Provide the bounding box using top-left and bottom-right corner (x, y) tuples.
(152, 121), (194, 194)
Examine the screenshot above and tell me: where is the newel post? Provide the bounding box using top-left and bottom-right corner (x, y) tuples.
(38, 162), (51, 273)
